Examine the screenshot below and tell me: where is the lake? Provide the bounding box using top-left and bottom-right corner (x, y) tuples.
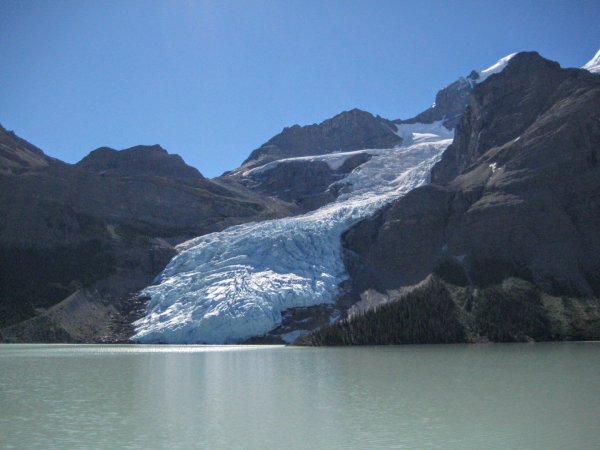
(1, 343), (599, 449)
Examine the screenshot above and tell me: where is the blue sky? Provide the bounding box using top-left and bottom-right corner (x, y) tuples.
(1, 0), (599, 177)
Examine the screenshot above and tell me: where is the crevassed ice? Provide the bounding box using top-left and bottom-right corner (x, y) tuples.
(132, 122), (453, 343)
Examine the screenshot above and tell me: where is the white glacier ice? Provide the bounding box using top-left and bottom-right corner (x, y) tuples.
(132, 122), (453, 343)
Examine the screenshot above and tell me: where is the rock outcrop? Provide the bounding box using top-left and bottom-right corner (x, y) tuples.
(76, 145), (203, 179)
(0, 124), (59, 174)
(236, 152), (372, 213)
(343, 52), (600, 306)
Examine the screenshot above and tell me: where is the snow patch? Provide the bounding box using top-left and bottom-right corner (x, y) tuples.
(582, 49), (600, 74)
(476, 53), (517, 83)
(133, 124), (452, 344)
(394, 120), (454, 146)
(242, 149), (382, 177)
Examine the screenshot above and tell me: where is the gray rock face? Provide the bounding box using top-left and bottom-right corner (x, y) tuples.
(344, 52), (600, 301)
(77, 145), (204, 179)
(237, 152), (372, 213)
(0, 131), (293, 341)
(241, 108), (400, 169)
(431, 52), (568, 184)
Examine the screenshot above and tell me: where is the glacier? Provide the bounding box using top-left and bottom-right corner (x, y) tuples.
(132, 122), (453, 344)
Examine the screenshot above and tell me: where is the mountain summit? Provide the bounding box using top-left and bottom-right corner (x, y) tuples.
(241, 109), (401, 169)
(397, 53), (518, 129)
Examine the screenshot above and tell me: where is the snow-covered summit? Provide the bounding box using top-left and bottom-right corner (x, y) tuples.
(132, 122), (453, 344)
(474, 53), (518, 83)
(398, 53), (518, 130)
(582, 49), (600, 74)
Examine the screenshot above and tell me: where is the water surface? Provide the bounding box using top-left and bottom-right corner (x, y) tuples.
(1, 343), (599, 449)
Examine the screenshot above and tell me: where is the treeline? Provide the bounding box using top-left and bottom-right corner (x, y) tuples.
(469, 282), (551, 342)
(298, 277), (600, 346)
(298, 277), (466, 345)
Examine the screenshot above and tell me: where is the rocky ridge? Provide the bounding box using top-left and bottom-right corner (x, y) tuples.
(328, 51), (600, 344)
(240, 108), (401, 169)
(0, 131), (293, 342)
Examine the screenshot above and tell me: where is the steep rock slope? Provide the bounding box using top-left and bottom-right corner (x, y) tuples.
(341, 52), (600, 338)
(0, 131), (291, 342)
(231, 151), (372, 213)
(0, 124), (59, 174)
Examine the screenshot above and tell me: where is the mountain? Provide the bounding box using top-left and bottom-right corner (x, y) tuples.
(240, 108), (401, 169)
(0, 131), (292, 342)
(396, 54), (516, 130)
(3, 49), (599, 345)
(313, 51), (600, 345)
(221, 109), (403, 213)
(222, 58), (504, 214)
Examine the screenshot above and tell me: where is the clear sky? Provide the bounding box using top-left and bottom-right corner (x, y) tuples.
(1, 0), (599, 177)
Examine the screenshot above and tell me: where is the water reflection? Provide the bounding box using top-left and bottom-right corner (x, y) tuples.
(1, 343), (599, 449)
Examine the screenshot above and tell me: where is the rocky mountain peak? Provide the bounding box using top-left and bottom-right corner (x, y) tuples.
(241, 108), (401, 169)
(397, 53), (519, 130)
(76, 144), (203, 179)
(430, 51), (575, 184)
